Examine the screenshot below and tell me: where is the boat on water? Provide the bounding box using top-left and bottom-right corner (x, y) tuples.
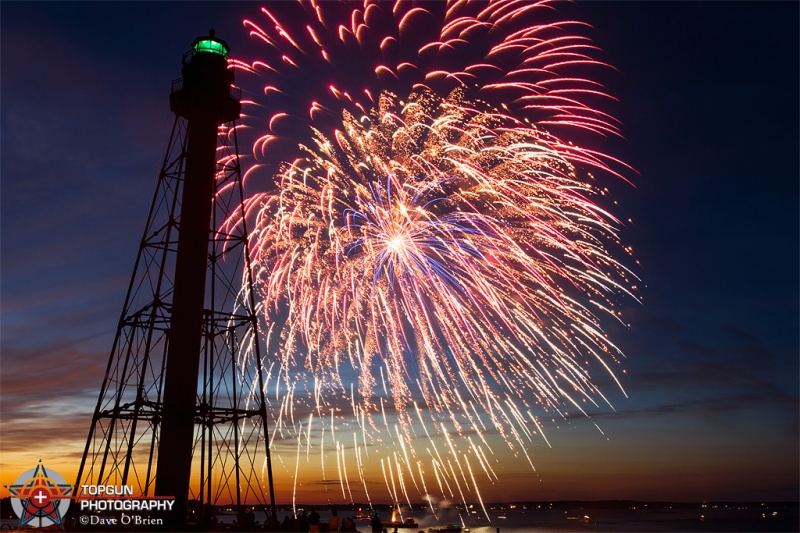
(566, 514), (591, 522)
(382, 503), (418, 531)
(428, 524), (463, 532)
(381, 518), (419, 530)
(381, 516), (419, 530)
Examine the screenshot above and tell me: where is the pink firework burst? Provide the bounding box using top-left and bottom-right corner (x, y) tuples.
(227, 0), (638, 511)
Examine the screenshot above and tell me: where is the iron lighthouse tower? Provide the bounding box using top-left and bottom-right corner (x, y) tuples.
(75, 31), (277, 528)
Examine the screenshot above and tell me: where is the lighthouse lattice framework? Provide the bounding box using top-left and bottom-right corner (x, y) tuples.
(75, 31), (277, 527)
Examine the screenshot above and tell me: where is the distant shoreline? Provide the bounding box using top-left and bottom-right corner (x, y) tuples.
(207, 500), (799, 512)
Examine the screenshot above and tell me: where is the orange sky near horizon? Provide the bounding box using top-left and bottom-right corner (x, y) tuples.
(3, 409), (796, 505)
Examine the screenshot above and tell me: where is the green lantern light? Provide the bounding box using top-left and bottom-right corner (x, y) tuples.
(192, 30), (229, 57)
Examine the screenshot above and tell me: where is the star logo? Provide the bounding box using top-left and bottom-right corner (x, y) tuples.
(6, 461), (72, 528)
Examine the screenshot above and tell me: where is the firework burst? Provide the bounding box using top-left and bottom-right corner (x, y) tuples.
(229, 0), (638, 512)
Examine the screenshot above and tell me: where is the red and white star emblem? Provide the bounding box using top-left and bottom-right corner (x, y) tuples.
(7, 461), (72, 527)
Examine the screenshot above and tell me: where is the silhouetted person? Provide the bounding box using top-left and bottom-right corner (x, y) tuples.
(309, 506), (321, 533)
(371, 512), (382, 533)
(328, 509), (340, 532)
(202, 503), (216, 525)
(341, 516), (355, 532)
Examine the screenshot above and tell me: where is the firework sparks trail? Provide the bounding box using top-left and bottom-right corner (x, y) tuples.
(224, 0), (639, 513)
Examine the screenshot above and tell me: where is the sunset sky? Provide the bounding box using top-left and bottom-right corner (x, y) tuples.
(1, 2), (797, 505)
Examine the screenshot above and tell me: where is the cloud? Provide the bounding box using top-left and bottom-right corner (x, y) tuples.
(590, 390), (798, 422)
(0, 341), (108, 458)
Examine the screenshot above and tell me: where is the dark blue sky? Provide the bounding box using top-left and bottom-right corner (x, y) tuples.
(1, 2), (797, 502)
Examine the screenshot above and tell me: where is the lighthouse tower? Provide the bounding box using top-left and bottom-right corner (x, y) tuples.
(75, 32), (276, 528)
